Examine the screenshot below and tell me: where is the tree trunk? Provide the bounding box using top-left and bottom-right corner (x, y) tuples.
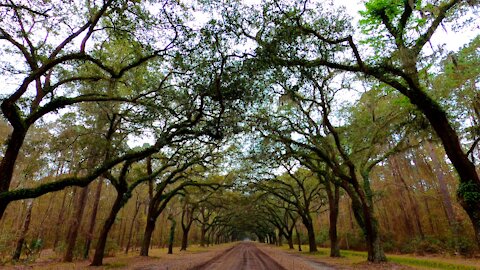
(341, 177), (386, 263)
(84, 179), (103, 259)
(327, 184), (340, 257)
(180, 226), (190, 251)
(287, 233), (294, 249)
(168, 217), (176, 254)
(125, 197), (141, 254)
(140, 217), (156, 256)
(295, 224), (302, 252)
(119, 216), (126, 249)
(350, 195), (386, 262)
(64, 185), (89, 262)
(391, 156), (424, 238)
(200, 224), (206, 247)
(427, 143), (458, 226)
(90, 190), (124, 266)
(0, 128), (27, 219)
(12, 199), (33, 261)
(53, 190), (68, 249)
(304, 220), (317, 252)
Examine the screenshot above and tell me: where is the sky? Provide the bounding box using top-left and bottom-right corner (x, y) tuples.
(0, 0), (478, 131)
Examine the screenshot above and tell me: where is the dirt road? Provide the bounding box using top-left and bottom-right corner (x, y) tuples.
(190, 242), (287, 270)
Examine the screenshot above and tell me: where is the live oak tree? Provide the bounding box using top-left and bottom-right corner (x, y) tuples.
(230, 0), (480, 248)
(0, 0), (187, 217)
(90, 152), (178, 265)
(256, 194), (298, 249)
(139, 148), (221, 257)
(249, 60), (427, 261)
(255, 165), (325, 253)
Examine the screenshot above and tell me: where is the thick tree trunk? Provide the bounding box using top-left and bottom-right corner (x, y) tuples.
(287, 233), (294, 249)
(140, 218), (156, 256)
(304, 221), (317, 252)
(84, 179), (103, 259)
(327, 184), (340, 257)
(180, 228), (189, 251)
(12, 200), (33, 261)
(350, 195), (386, 262)
(64, 185), (89, 262)
(90, 191), (123, 266)
(0, 128), (27, 219)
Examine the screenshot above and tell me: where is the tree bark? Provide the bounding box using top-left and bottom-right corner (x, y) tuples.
(140, 217), (156, 256)
(350, 193), (386, 262)
(167, 217), (176, 254)
(63, 185), (89, 262)
(125, 197), (141, 254)
(12, 199), (33, 261)
(304, 219), (317, 252)
(427, 143), (457, 226)
(84, 178), (103, 259)
(180, 228), (189, 251)
(287, 233), (294, 249)
(327, 183), (340, 257)
(200, 223), (206, 247)
(295, 224), (302, 252)
(90, 190), (123, 266)
(53, 190), (68, 249)
(0, 128), (27, 219)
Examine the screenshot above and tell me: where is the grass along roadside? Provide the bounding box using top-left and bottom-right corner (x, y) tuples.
(1, 242), (236, 269)
(276, 244), (480, 269)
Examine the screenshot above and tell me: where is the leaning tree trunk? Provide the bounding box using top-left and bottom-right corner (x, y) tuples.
(12, 199), (33, 261)
(91, 190), (124, 266)
(125, 197), (141, 254)
(349, 191), (386, 262)
(64, 185), (89, 262)
(140, 216), (157, 256)
(294, 224), (302, 252)
(53, 187), (69, 249)
(0, 128), (27, 219)
(84, 179), (103, 259)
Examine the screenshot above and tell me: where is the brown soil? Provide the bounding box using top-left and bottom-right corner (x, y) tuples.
(189, 242), (287, 270)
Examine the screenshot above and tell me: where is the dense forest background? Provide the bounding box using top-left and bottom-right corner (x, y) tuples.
(0, 0), (479, 266)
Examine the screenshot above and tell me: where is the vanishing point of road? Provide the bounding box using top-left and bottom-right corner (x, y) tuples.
(190, 242), (286, 270)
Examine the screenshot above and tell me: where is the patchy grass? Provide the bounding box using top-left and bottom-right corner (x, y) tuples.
(104, 262), (128, 269)
(277, 245), (480, 270)
(387, 256), (477, 270)
(0, 243), (237, 270)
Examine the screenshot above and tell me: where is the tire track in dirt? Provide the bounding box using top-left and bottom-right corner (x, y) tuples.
(189, 242), (286, 270)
